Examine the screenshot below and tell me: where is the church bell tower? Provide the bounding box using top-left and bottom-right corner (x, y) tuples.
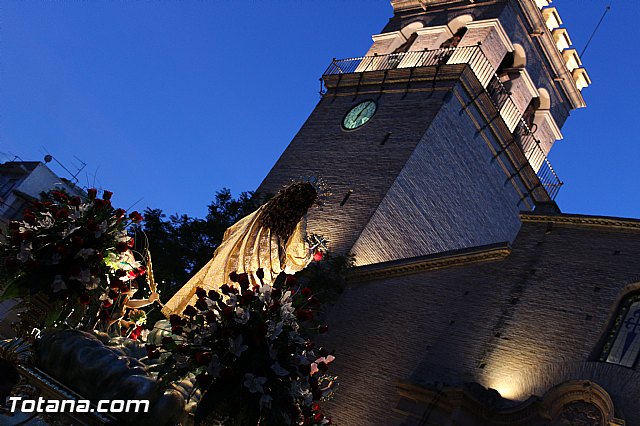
(257, 0), (589, 266)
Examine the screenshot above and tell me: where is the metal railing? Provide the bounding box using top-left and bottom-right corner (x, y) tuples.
(323, 46), (563, 200)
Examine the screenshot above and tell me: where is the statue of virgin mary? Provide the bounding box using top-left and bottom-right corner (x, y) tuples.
(161, 181), (321, 317)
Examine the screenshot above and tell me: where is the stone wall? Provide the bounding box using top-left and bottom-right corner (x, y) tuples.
(322, 216), (640, 425)
(257, 80), (452, 256)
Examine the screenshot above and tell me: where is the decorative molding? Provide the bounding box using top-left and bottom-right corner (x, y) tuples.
(521, 213), (640, 231)
(534, 109), (563, 141)
(371, 30), (406, 43)
(466, 18), (515, 52)
(348, 242), (511, 282)
(515, 0), (586, 109)
(394, 379), (625, 425)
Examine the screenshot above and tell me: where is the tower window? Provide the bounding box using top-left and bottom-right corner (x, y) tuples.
(600, 293), (640, 367)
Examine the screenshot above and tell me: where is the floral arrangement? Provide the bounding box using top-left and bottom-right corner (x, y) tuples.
(151, 270), (336, 425)
(0, 188), (146, 329)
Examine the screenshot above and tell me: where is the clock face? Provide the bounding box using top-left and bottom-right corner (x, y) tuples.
(343, 100), (377, 130)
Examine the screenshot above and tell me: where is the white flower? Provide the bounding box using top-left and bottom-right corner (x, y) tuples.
(271, 362), (289, 377)
(50, 253), (62, 265)
(243, 373), (267, 394)
(79, 269), (92, 283)
(228, 335), (248, 358)
(259, 393), (272, 409)
(75, 248), (95, 261)
(37, 213), (54, 229)
(280, 301), (296, 324)
(258, 284), (271, 303)
(234, 307), (250, 324)
(17, 241), (32, 263)
(227, 293), (237, 308)
(60, 226), (81, 238)
(85, 276), (100, 290)
(266, 320), (283, 340)
(207, 354), (222, 377)
(51, 275), (67, 292)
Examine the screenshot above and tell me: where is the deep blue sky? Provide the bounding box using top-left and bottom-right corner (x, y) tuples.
(1, 1), (638, 219)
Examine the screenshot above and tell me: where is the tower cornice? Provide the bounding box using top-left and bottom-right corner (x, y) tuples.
(513, 0), (586, 109)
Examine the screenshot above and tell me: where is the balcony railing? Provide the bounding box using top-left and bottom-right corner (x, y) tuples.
(323, 46), (563, 201)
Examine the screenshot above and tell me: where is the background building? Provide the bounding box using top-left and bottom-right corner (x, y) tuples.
(258, 0), (638, 424)
(0, 161), (83, 231)
(0, 160), (83, 338)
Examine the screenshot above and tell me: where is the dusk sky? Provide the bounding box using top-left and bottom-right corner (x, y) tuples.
(2, 1), (638, 220)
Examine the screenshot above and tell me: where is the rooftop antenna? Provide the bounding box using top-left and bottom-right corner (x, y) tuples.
(580, 1), (613, 59)
(42, 152), (86, 185)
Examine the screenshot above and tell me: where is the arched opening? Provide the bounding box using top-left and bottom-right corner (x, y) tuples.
(538, 88), (551, 111)
(597, 288), (640, 367)
(447, 14), (473, 34)
(512, 43), (527, 68)
(393, 22), (424, 53)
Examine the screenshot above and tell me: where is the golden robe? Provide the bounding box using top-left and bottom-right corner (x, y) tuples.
(161, 206), (311, 317)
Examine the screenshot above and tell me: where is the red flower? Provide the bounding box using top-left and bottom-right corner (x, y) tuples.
(87, 188), (97, 200)
(72, 235), (84, 248)
(241, 290), (254, 305)
(102, 300), (112, 308)
(271, 288), (282, 299)
(128, 211), (143, 223)
(195, 287), (207, 299)
(296, 309), (314, 322)
(169, 314), (182, 326)
(194, 351), (213, 366)
(312, 403), (321, 412)
(313, 251), (324, 262)
(108, 289), (118, 299)
(102, 190), (113, 201)
(221, 306), (234, 319)
(314, 413), (324, 422)
(183, 305), (198, 317)
(195, 372), (213, 388)
(23, 212), (36, 224)
(52, 191), (68, 201)
(78, 293), (91, 305)
(285, 275), (297, 287)
(318, 325), (329, 334)
(69, 196), (81, 207)
(205, 310), (216, 323)
(87, 219), (99, 231)
(116, 241), (129, 253)
(301, 287), (313, 298)
(94, 199), (108, 209)
(237, 273), (250, 290)
(114, 208), (126, 219)
(127, 237), (135, 248)
(195, 298), (208, 310)
(98, 310), (109, 321)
